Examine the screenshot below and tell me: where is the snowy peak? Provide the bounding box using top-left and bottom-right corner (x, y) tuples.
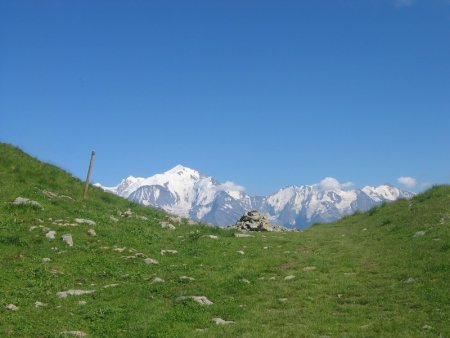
(98, 167), (414, 228)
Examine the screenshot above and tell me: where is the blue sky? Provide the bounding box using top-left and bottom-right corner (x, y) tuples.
(1, 0), (449, 196)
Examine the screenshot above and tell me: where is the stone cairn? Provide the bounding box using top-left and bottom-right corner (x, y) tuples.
(233, 210), (287, 232)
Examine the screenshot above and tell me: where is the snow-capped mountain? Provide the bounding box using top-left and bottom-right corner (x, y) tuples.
(97, 165), (414, 228)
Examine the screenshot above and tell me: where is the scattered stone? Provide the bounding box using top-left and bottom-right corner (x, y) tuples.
(75, 218), (96, 226)
(405, 277), (415, 283)
(144, 258), (159, 265)
(78, 301), (87, 305)
(362, 228), (367, 231)
(61, 234), (73, 247)
(160, 222), (176, 230)
(12, 197), (43, 209)
(46, 231), (56, 240)
(269, 277), (276, 280)
(152, 277), (165, 283)
(207, 235), (218, 239)
(87, 229), (96, 237)
(212, 317), (234, 325)
(113, 247), (126, 253)
(422, 325), (433, 330)
(134, 252), (145, 258)
(177, 296), (207, 305)
(60, 331), (87, 337)
(179, 276), (195, 282)
(103, 284), (119, 288)
(414, 231), (426, 237)
(136, 215), (148, 221)
(41, 190), (58, 199)
(240, 278), (251, 284)
(237, 250), (245, 255)
(263, 246), (268, 249)
(56, 290), (95, 298)
(278, 298), (288, 303)
(110, 216), (119, 222)
(119, 209), (133, 218)
(234, 233), (254, 238)
(42, 257), (51, 263)
(284, 275), (296, 281)
(161, 249), (178, 255)
(303, 266), (316, 272)
(6, 304), (18, 311)
(34, 301), (47, 308)
(169, 216), (182, 224)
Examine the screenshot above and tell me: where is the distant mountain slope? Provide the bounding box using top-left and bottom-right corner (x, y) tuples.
(98, 165), (414, 228)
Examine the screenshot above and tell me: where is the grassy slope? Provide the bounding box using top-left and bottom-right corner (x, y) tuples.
(0, 143), (449, 338)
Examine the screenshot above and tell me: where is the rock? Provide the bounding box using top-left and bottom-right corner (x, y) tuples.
(34, 301), (47, 308)
(284, 275), (296, 281)
(232, 210), (288, 232)
(6, 304), (18, 311)
(169, 216), (182, 224)
(179, 276), (195, 282)
(160, 249), (178, 255)
(12, 197), (43, 209)
(109, 216), (119, 222)
(42, 257), (51, 263)
(177, 296), (213, 305)
(60, 331), (87, 337)
(405, 277), (415, 283)
(144, 258), (159, 265)
(278, 298), (288, 303)
(234, 233), (254, 238)
(46, 231), (56, 240)
(414, 231), (426, 237)
(113, 247), (126, 252)
(240, 278), (251, 284)
(237, 250), (245, 255)
(212, 317), (234, 325)
(42, 190), (59, 199)
(75, 218), (96, 226)
(207, 235), (218, 239)
(56, 290), (95, 298)
(160, 222), (176, 230)
(87, 229), (96, 237)
(119, 209), (133, 218)
(422, 325), (433, 330)
(61, 234), (73, 247)
(303, 266), (316, 272)
(78, 301), (87, 305)
(103, 284), (119, 288)
(152, 277), (165, 283)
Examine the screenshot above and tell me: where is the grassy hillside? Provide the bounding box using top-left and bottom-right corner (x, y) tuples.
(0, 143), (449, 338)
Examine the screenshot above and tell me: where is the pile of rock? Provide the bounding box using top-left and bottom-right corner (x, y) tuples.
(233, 210), (287, 232)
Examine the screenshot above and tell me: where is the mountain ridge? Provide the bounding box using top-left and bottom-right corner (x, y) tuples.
(97, 165), (414, 228)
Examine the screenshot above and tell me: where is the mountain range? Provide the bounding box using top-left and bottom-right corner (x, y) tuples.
(97, 165), (414, 228)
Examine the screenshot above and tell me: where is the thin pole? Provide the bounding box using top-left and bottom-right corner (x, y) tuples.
(83, 150), (96, 199)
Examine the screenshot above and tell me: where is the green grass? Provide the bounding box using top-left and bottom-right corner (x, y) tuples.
(0, 143), (449, 337)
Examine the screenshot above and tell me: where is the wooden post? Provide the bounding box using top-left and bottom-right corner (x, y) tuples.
(83, 150), (96, 199)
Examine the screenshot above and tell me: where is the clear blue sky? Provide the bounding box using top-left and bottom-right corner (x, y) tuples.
(1, 0), (449, 195)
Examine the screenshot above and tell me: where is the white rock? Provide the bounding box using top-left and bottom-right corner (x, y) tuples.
(78, 300), (87, 305)
(75, 218), (96, 226)
(160, 222), (176, 230)
(6, 304), (18, 311)
(241, 278), (251, 284)
(278, 298), (288, 303)
(12, 197), (43, 209)
(103, 284), (119, 288)
(303, 266), (316, 272)
(109, 216), (119, 222)
(284, 275), (296, 281)
(87, 229), (96, 237)
(179, 276), (195, 282)
(46, 231), (56, 240)
(61, 234), (73, 247)
(237, 250), (245, 255)
(212, 317), (234, 325)
(34, 301), (47, 308)
(144, 258), (159, 265)
(42, 257), (51, 263)
(422, 325), (433, 330)
(192, 296), (213, 305)
(414, 231), (426, 237)
(60, 331), (87, 337)
(56, 290), (95, 298)
(405, 277), (415, 283)
(207, 235), (218, 239)
(152, 277), (165, 283)
(113, 247), (126, 252)
(161, 249), (178, 255)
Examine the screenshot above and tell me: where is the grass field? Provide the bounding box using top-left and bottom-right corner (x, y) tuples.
(0, 143), (449, 337)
